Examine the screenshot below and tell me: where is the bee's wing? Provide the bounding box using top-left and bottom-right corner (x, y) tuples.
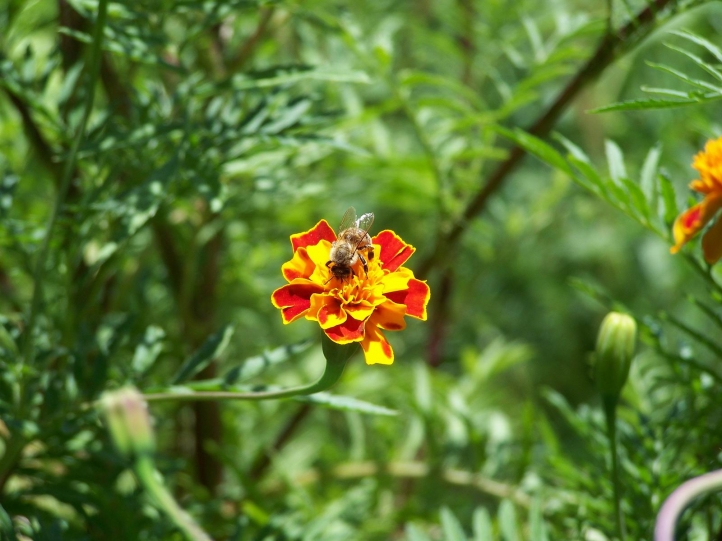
(356, 212), (374, 234)
(338, 206), (357, 235)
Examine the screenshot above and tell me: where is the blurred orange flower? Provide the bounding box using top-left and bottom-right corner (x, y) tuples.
(271, 220), (430, 365)
(671, 136), (722, 263)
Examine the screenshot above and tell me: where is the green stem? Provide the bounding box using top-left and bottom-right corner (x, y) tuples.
(604, 400), (626, 541)
(134, 456), (212, 541)
(143, 340), (356, 403)
(20, 0), (109, 370)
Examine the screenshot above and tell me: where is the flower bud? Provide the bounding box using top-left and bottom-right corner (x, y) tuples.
(594, 312), (637, 402)
(100, 386), (155, 458)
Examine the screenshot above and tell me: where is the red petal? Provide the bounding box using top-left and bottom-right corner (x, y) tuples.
(291, 220), (337, 252)
(271, 281), (324, 324)
(324, 317), (365, 344)
(372, 230), (415, 271)
(385, 278), (430, 320)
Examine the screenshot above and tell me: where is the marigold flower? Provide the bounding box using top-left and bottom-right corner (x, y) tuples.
(271, 219), (430, 365)
(671, 136), (722, 263)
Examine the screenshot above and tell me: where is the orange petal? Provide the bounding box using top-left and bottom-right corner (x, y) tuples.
(290, 220), (337, 253)
(671, 197), (722, 254)
(384, 279), (430, 320)
(702, 217), (722, 264)
(324, 317), (365, 344)
(372, 230), (416, 272)
(360, 321), (394, 365)
(282, 247), (316, 281)
(307, 293), (347, 329)
(271, 280), (325, 324)
(345, 300), (376, 321)
(371, 299), (407, 331)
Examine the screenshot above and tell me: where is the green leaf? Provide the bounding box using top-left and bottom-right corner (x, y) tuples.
(658, 172), (679, 226)
(223, 340), (312, 385)
(132, 326), (165, 375)
(647, 61), (722, 93)
(172, 326), (234, 385)
(529, 499), (548, 541)
(604, 140), (626, 183)
(589, 97), (702, 113)
(295, 392), (399, 416)
(672, 29), (722, 64)
(640, 143), (662, 205)
(472, 507), (493, 541)
(230, 66), (370, 91)
(405, 524), (432, 541)
(498, 500), (519, 541)
(440, 507), (467, 541)
(495, 127), (572, 175)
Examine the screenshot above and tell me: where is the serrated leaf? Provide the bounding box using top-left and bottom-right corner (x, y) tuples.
(589, 97), (702, 113)
(472, 507), (493, 541)
(230, 67), (370, 90)
(498, 500), (519, 541)
(640, 144), (662, 204)
(496, 127), (572, 175)
(647, 61), (722, 93)
(440, 507), (467, 541)
(295, 392), (399, 416)
(604, 140), (626, 183)
(672, 29), (722, 64)
(658, 172), (678, 226)
(172, 326), (234, 384)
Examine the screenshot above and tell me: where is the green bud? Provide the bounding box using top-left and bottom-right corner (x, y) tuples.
(100, 386), (155, 458)
(594, 312), (637, 403)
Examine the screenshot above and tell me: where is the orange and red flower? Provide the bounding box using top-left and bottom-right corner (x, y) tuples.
(271, 219), (430, 365)
(671, 136), (722, 263)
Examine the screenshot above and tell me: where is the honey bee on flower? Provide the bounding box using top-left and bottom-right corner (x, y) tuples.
(271, 209), (431, 365)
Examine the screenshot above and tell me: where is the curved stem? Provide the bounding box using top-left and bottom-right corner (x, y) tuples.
(135, 456), (212, 541)
(144, 341), (357, 403)
(655, 469), (722, 540)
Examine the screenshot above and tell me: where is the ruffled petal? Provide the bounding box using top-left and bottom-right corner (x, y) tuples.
(702, 217), (722, 264)
(372, 230), (415, 272)
(290, 220), (337, 253)
(282, 247), (316, 282)
(360, 321), (394, 365)
(306, 240), (334, 284)
(371, 299), (407, 331)
(271, 280), (325, 324)
(671, 196), (722, 254)
(384, 278), (430, 320)
(324, 317), (365, 344)
(345, 300), (376, 321)
(307, 293), (347, 329)
(380, 266), (413, 294)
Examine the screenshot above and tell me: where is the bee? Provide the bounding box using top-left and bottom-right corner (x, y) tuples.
(326, 207), (375, 283)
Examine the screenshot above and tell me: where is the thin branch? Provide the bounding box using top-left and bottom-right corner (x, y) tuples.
(417, 0), (682, 277)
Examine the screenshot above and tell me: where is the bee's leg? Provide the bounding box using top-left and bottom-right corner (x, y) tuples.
(326, 261), (333, 268)
(358, 253), (368, 276)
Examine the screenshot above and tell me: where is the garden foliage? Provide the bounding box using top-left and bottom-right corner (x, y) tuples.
(2, 0), (722, 539)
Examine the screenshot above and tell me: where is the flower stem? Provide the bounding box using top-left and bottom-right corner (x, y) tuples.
(604, 400), (626, 541)
(655, 469), (722, 541)
(134, 455), (212, 541)
(143, 340), (357, 403)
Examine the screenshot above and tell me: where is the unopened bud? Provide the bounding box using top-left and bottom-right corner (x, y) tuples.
(595, 312), (637, 402)
(100, 386), (155, 458)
